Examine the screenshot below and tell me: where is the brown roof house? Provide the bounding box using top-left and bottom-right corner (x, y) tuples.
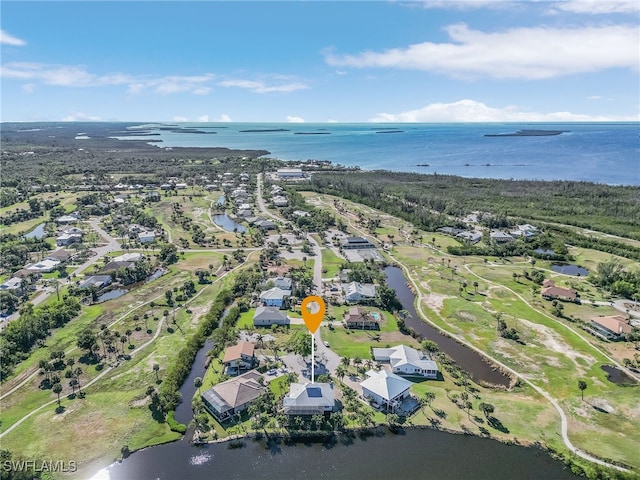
(343, 307), (380, 330)
(201, 370), (265, 421)
(541, 280), (579, 303)
(590, 315), (633, 340)
(222, 341), (256, 374)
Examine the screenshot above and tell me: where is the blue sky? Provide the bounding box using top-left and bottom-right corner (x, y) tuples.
(1, 0), (639, 122)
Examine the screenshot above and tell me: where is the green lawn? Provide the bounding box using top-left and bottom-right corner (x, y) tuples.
(321, 248), (344, 279)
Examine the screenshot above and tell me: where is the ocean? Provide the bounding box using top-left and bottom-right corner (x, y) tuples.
(120, 122), (640, 185)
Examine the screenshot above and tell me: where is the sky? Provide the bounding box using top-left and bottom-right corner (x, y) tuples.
(1, 0), (639, 123)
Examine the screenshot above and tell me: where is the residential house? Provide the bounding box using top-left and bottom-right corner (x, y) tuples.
(273, 196), (288, 207)
(456, 231), (482, 244)
(276, 168), (304, 179)
(259, 287), (290, 308)
(56, 233), (82, 246)
(55, 214), (79, 224)
(590, 315), (633, 340)
(272, 277), (292, 290)
(256, 220), (277, 231)
(340, 237), (375, 250)
(138, 231), (156, 243)
(112, 252), (144, 263)
(343, 307), (380, 330)
(175, 183), (188, 190)
(222, 342), (257, 374)
(201, 370), (265, 421)
(541, 281), (579, 302)
(26, 259), (60, 273)
(99, 261), (135, 274)
(46, 250), (72, 263)
(293, 210), (310, 217)
(490, 231), (514, 243)
(78, 275), (113, 290)
(510, 224), (538, 238)
(236, 209), (253, 218)
(253, 306), (289, 327)
(283, 382), (335, 416)
(0, 277), (24, 296)
(342, 282), (376, 302)
(372, 345), (439, 379)
(437, 227), (464, 236)
(360, 370), (413, 412)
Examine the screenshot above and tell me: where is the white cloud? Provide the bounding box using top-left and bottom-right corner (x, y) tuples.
(61, 112), (102, 122)
(1, 62), (215, 95)
(219, 79), (309, 93)
(549, 0), (640, 14)
(417, 0), (514, 10)
(368, 99), (638, 122)
(173, 116), (188, 122)
(197, 115), (210, 122)
(22, 83), (36, 93)
(326, 119), (339, 123)
(325, 24), (639, 79)
(286, 116), (305, 123)
(1, 30), (26, 46)
(216, 114), (232, 122)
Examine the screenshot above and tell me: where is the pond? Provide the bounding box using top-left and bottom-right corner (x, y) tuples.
(551, 264), (589, 276)
(601, 365), (638, 386)
(384, 266), (511, 387)
(93, 427), (577, 480)
(96, 289), (128, 302)
(213, 213), (246, 233)
(23, 222), (47, 239)
(215, 195), (226, 207)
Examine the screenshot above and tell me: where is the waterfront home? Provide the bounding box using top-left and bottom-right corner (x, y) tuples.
(55, 214), (80, 224)
(372, 345), (439, 379)
(222, 342), (257, 374)
(360, 370), (413, 412)
(343, 307), (380, 330)
(342, 282), (376, 303)
(541, 281), (579, 302)
(78, 275), (113, 290)
(340, 237), (376, 250)
(259, 287), (290, 308)
(201, 370), (265, 421)
(282, 382), (335, 416)
(236, 209), (254, 218)
(99, 260), (135, 274)
(253, 306), (289, 327)
(589, 315), (633, 340)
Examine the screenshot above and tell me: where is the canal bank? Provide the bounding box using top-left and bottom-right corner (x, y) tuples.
(94, 426), (578, 480)
(383, 266), (512, 387)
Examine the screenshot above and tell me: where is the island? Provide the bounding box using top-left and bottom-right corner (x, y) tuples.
(484, 129), (568, 137)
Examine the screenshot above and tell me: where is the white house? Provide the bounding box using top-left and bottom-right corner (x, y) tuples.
(277, 168), (304, 179)
(273, 196), (288, 207)
(259, 287), (290, 308)
(360, 370), (413, 412)
(253, 306), (289, 327)
(56, 233), (82, 246)
(283, 382), (335, 416)
(342, 282), (376, 302)
(112, 252), (144, 263)
(26, 259), (60, 273)
(138, 231), (156, 243)
(372, 345), (439, 378)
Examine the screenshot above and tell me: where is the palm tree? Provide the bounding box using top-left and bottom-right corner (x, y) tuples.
(153, 363), (160, 382)
(340, 357), (350, 369)
(335, 365), (346, 382)
(53, 383), (63, 407)
(479, 402), (494, 419)
(473, 281), (479, 293)
(578, 380), (587, 400)
(125, 329), (132, 346)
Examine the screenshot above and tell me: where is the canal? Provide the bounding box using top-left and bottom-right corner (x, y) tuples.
(384, 266), (511, 387)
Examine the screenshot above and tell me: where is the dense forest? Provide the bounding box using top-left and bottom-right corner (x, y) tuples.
(305, 171), (640, 241)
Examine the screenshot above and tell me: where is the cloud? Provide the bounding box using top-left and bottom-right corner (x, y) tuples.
(325, 24), (639, 79)
(22, 83), (36, 93)
(173, 116), (188, 122)
(1, 30), (26, 46)
(219, 79), (309, 93)
(1, 62), (215, 94)
(326, 119), (339, 123)
(416, 0), (514, 10)
(216, 114), (232, 122)
(368, 99), (637, 122)
(286, 116), (305, 123)
(549, 0), (640, 14)
(61, 112), (102, 122)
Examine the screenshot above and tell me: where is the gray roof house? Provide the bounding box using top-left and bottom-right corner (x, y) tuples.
(201, 370), (265, 421)
(283, 382), (335, 416)
(253, 306), (289, 327)
(78, 275), (113, 290)
(342, 282), (377, 302)
(272, 276), (292, 290)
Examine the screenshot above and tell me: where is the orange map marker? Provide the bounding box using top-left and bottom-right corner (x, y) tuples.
(301, 296), (325, 334)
